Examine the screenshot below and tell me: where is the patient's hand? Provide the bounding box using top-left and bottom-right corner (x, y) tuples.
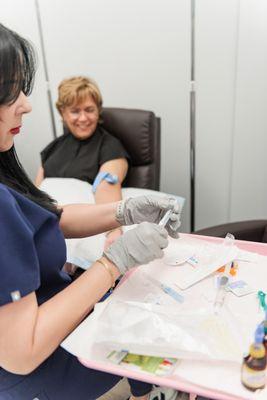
(104, 228), (123, 251)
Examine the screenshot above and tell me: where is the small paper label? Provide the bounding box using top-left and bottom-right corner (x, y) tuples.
(107, 350), (128, 364)
(10, 290), (21, 302)
(107, 351), (178, 375)
(228, 281), (255, 297)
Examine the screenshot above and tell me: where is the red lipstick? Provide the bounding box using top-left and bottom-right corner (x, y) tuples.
(10, 126), (21, 135)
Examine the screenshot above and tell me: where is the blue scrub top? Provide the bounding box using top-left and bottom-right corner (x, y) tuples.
(0, 184), (128, 399)
(0, 183), (71, 306)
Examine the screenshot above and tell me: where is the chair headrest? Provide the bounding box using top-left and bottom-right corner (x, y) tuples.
(101, 107), (158, 166)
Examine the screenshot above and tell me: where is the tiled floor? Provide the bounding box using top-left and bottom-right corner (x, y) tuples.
(97, 378), (131, 400)
(97, 379), (191, 400)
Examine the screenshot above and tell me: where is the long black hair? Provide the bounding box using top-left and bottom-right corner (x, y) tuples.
(0, 23), (60, 216)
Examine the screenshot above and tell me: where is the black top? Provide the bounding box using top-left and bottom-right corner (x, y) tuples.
(41, 125), (129, 183)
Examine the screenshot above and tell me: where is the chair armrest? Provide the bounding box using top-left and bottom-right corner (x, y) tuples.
(193, 220), (267, 243)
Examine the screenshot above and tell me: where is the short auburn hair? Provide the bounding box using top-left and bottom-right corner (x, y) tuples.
(56, 76), (103, 114)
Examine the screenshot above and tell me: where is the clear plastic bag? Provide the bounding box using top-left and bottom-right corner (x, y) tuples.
(93, 300), (245, 363)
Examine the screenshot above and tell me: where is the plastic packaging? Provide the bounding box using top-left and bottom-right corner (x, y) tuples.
(93, 300), (244, 363)
(214, 275), (229, 314)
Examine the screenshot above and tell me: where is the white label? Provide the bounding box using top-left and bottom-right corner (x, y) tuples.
(242, 366), (266, 389)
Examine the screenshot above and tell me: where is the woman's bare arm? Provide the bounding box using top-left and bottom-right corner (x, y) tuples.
(59, 201), (121, 238)
(94, 158), (128, 204)
(94, 158), (128, 248)
(0, 257), (120, 374)
(35, 166), (45, 187)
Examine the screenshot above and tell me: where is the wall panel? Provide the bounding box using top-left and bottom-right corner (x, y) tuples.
(230, 0), (267, 221)
(194, 0), (240, 230)
(0, 0), (54, 180)
(38, 0), (191, 231)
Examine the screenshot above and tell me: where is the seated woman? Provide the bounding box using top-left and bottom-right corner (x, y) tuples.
(35, 76), (129, 249)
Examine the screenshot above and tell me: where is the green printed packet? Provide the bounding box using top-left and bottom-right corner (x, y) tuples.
(107, 351), (178, 375)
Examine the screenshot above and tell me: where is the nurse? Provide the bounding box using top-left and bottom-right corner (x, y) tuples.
(0, 23), (181, 400)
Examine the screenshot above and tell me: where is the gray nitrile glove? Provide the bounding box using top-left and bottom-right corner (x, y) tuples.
(103, 221), (168, 275)
(116, 195), (181, 238)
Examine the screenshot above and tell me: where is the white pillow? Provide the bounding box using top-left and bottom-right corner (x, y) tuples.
(40, 178), (185, 268)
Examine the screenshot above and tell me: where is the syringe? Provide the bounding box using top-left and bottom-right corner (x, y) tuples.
(214, 274), (229, 314)
(143, 272), (184, 304)
(159, 209), (172, 227)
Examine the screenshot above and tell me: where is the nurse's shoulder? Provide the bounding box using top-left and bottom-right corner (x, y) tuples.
(0, 183), (18, 209)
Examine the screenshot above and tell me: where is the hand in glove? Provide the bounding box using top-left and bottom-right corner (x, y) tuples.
(116, 195), (181, 238)
(104, 221), (168, 275)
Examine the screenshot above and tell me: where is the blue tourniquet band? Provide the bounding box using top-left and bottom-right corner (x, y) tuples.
(92, 171), (119, 193)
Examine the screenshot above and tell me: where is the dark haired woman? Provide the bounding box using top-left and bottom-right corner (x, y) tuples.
(0, 24), (181, 400)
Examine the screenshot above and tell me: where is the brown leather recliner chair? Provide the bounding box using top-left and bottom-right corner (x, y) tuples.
(101, 107), (160, 190)
(193, 220), (267, 243)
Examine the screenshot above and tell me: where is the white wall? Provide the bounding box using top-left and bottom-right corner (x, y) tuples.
(1, 1), (267, 232)
(194, 0), (240, 229)
(37, 0), (192, 231)
(194, 0), (267, 230)
(230, 0), (267, 221)
(0, 0), (55, 179)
